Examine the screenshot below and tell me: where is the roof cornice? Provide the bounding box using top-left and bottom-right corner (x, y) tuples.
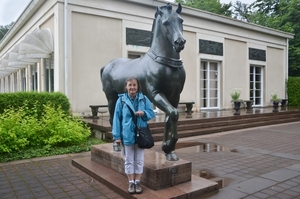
(0, 0), (295, 53)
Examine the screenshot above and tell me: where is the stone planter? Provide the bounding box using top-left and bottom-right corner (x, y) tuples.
(273, 101), (279, 112)
(233, 101), (241, 115)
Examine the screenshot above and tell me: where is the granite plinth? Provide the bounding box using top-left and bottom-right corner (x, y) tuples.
(91, 143), (192, 190)
(72, 156), (219, 199)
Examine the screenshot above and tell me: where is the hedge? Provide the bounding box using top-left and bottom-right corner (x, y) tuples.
(286, 77), (300, 107)
(0, 92), (70, 117)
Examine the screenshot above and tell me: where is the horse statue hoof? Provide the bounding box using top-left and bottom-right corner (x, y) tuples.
(165, 151), (179, 161)
(162, 140), (173, 154)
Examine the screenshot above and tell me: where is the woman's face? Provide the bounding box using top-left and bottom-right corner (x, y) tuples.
(126, 79), (138, 97)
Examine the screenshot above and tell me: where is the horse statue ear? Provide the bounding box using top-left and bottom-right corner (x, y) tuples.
(176, 3), (182, 14)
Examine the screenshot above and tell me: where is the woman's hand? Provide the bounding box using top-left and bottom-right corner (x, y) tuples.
(115, 139), (122, 145)
(135, 110), (144, 117)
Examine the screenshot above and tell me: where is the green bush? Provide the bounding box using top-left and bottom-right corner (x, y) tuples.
(0, 92), (70, 117)
(0, 107), (30, 152)
(0, 102), (90, 153)
(40, 103), (91, 147)
(286, 77), (300, 107)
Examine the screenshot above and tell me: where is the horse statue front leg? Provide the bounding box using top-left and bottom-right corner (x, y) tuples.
(153, 94), (179, 161)
(162, 111), (179, 161)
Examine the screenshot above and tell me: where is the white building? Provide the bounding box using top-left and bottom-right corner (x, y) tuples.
(0, 0), (294, 114)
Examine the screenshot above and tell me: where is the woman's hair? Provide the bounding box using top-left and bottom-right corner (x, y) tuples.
(124, 77), (142, 92)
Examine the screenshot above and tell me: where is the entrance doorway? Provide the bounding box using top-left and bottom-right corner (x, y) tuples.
(200, 61), (220, 109)
(250, 66), (263, 106)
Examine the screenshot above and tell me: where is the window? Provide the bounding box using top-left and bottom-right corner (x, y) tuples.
(31, 64), (38, 91)
(200, 61), (220, 109)
(44, 55), (54, 92)
(7, 76), (11, 92)
(13, 73), (18, 92)
(21, 69), (26, 91)
(250, 66), (263, 106)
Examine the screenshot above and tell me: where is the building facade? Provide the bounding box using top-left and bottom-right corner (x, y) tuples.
(0, 0), (294, 114)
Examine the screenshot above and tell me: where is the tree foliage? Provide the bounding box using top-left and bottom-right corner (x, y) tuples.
(0, 22), (14, 41)
(232, 1), (254, 22)
(175, 0), (232, 17)
(175, 0), (300, 77)
(249, 0), (300, 76)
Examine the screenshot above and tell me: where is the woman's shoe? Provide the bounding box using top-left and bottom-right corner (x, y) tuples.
(128, 182), (135, 194)
(135, 182), (142, 194)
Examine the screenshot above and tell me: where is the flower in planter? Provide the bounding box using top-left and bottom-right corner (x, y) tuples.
(271, 92), (281, 103)
(230, 88), (242, 102)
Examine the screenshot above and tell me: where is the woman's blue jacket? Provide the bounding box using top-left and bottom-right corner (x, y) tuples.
(112, 92), (155, 146)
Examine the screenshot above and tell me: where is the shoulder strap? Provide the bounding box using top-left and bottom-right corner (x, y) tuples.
(121, 95), (125, 107)
(121, 96), (138, 127)
(128, 107), (137, 127)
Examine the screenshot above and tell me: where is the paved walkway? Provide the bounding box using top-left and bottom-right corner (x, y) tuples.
(1, 121), (300, 199)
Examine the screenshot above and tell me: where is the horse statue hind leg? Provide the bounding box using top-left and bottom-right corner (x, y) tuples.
(100, 67), (120, 126)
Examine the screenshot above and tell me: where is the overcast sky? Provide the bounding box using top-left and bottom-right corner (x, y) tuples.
(0, 0), (255, 26)
(0, 0), (31, 25)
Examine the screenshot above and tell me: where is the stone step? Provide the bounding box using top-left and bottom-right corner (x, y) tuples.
(95, 110), (300, 141)
(149, 111), (300, 128)
(150, 112), (300, 132)
(151, 116), (300, 141)
(149, 111), (300, 129)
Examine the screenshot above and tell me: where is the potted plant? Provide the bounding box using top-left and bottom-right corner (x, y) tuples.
(271, 93), (281, 112)
(230, 88), (242, 115)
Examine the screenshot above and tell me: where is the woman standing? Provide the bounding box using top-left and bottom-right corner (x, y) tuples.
(112, 77), (155, 194)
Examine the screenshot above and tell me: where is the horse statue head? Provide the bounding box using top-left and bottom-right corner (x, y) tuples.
(101, 3), (186, 161)
(154, 3), (185, 53)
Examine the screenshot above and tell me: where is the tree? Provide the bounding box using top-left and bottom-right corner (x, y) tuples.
(0, 22), (14, 41)
(175, 0), (232, 17)
(250, 0), (300, 76)
(176, 0), (300, 77)
(232, 1), (254, 22)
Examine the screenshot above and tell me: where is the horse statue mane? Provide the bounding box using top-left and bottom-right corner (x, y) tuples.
(100, 3), (186, 161)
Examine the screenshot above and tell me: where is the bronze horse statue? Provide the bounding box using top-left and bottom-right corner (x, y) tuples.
(100, 3), (186, 161)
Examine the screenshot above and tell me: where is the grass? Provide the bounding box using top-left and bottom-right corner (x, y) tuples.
(0, 137), (105, 163)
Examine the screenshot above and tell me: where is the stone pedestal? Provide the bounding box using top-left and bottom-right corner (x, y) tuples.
(91, 144), (191, 190)
(72, 143), (219, 198)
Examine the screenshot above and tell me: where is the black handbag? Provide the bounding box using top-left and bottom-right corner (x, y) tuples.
(136, 126), (154, 149)
(128, 107), (154, 149)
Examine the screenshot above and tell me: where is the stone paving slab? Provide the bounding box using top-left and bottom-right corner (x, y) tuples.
(198, 187), (247, 199)
(270, 152), (300, 161)
(229, 177), (277, 194)
(261, 168), (300, 182)
(0, 153), (125, 199)
(286, 163), (300, 172)
(189, 121), (300, 199)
